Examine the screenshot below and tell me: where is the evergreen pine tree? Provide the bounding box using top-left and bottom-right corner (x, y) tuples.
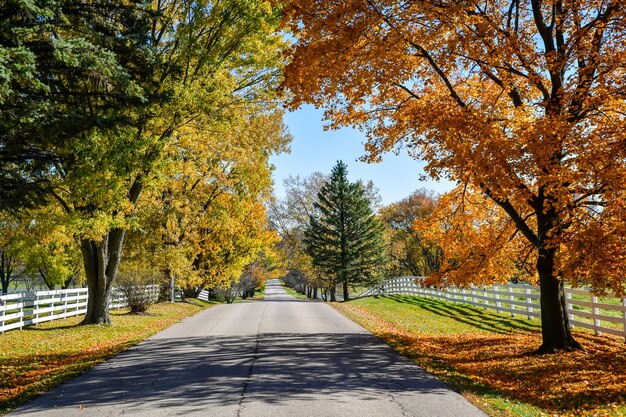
(304, 160), (387, 301)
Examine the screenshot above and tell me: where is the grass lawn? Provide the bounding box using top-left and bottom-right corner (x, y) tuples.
(0, 299), (216, 415)
(280, 283), (310, 300)
(333, 295), (626, 417)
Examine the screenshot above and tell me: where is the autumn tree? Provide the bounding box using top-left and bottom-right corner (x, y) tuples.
(1, 0), (285, 324)
(417, 186), (538, 291)
(283, 0), (626, 352)
(380, 189), (441, 277)
(129, 105), (288, 298)
(21, 208), (82, 290)
(305, 161), (387, 301)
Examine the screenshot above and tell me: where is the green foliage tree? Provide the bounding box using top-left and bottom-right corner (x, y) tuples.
(1, 0), (285, 324)
(0, 213), (26, 293)
(0, 0), (148, 208)
(304, 161), (387, 301)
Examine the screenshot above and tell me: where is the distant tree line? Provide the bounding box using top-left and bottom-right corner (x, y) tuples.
(271, 161), (441, 301)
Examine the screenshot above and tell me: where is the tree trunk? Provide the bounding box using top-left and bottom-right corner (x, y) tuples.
(536, 248), (582, 353)
(312, 286), (317, 299)
(80, 229), (126, 325)
(170, 270), (176, 302)
(1, 251), (11, 294)
(342, 280), (349, 301)
(330, 286), (336, 302)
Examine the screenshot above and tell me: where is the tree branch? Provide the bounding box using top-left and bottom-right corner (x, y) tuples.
(481, 184), (540, 247)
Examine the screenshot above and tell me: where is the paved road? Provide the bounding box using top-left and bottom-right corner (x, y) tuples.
(10, 279), (486, 417)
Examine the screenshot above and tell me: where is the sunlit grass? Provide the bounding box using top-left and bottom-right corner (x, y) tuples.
(0, 299), (215, 415)
(280, 283), (310, 300)
(334, 295), (626, 417)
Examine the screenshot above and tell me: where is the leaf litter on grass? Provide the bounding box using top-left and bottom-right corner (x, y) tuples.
(0, 301), (207, 414)
(334, 297), (626, 417)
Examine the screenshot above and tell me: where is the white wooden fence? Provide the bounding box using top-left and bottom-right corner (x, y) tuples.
(198, 289), (209, 302)
(358, 276), (626, 339)
(0, 285), (159, 333)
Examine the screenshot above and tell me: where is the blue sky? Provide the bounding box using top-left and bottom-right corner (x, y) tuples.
(270, 105), (455, 206)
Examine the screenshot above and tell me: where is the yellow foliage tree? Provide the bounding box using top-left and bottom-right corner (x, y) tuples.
(130, 105), (288, 297)
(42, 0), (285, 324)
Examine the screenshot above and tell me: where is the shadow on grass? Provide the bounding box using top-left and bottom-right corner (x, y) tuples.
(21, 323), (81, 332)
(378, 295), (541, 334)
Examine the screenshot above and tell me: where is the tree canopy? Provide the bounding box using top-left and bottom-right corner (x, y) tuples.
(283, 0), (626, 352)
(379, 189), (440, 277)
(0, 0), (287, 323)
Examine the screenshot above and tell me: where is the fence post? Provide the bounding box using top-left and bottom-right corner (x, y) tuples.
(471, 287), (477, 304)
(18, 297), (23, 330)
(33, 294), (39, 325)
(0, 299), (5, 334)
(494, 285), (502, 314)
(50, 292), (56, 320)
(592, 296), (601, 336)
(526, 288), (533, 320)
(622, 298), (626, 342)
(508, 286), (515, 317)
(566, 291), (574, 328)
(483, 286), (488, 310)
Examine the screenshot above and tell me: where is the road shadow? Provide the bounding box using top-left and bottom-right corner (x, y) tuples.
(13, 332), (452, 415)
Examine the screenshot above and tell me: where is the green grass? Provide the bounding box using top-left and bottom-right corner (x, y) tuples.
(279, 283), (310, 300)
(351, 294), (541, 335)
(0, 299), (214, 415)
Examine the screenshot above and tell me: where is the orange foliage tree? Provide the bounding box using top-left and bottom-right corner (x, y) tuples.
(283, 0), (626, 352)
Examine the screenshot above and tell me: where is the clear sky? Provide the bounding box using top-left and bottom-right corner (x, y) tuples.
(270, 105), (455, 206)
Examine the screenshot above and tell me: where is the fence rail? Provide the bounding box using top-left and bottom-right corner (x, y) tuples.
(357, 276), (626, 340)
(0, 285), (159, 333)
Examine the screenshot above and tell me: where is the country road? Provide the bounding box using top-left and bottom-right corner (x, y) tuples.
(10, 279), (486, 417)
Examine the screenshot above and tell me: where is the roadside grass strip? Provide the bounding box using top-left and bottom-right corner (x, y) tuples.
(333, 295), (626, 417)
(0, 299), (215, 415)
(280, 284), (310, 300)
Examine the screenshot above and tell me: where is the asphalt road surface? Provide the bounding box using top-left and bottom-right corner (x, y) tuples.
(10, 279), (487, 417)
